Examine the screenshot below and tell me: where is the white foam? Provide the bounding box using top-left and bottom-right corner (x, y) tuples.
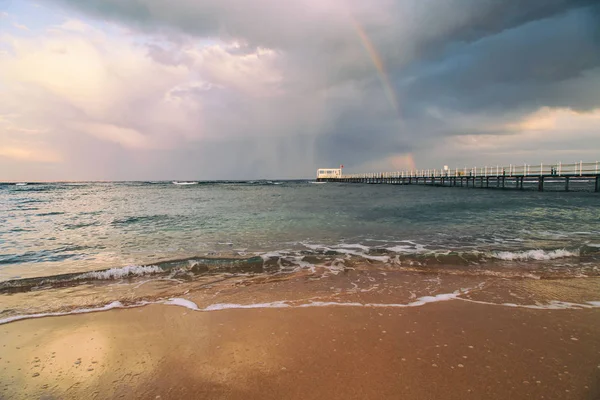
(407, 293), (461, 306)
(321, 258), (347, 275)
(298, 301), (364, 307)
(288, 256), (315, 273)
(515, 301), (596, 310)
(491, 249), (578, 261)
(162, 298), (200, 311)
(260, 252), (284, 261)
(203, 301), (290, 311)
(459, 298), (600, 310)
(5, 294), (600, 326)
(172, 181), (198, 185)
(0, 301), (127, 325)
(386, 244), (428, 254)
(301, 243), (390, 263)
(79, 265), (162, 280)
(354, 255), (386, 263)
(334, 243), (371, 251)
(331, 248), (390, 262)
(296, 293), (459, 308)
(302, 243), (326, 250)
(204, 291), (464, 312)
(302, 241), (442, 261)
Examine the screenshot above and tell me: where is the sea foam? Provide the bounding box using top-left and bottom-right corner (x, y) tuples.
(4, 294), (600, 326)
(78, 265), (162, 280)
(459, 298), (600, 310)
(204, 301), (290, 311)
(0, 301), (128, 325)
(162, 298), (200, 310)
(491, 249), (578, 261)
(301, 243), (391, 263)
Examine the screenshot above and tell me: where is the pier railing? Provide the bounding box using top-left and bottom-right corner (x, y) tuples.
(341, 161), (599, 179)
(321, 160), (600, 192)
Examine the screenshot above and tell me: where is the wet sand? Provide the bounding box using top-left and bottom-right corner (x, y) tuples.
(2, 301), (600, 400)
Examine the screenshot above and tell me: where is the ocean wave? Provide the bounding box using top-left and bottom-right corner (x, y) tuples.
(63, 221), (99, 229)
(78, 265), (163, 280)
(0, 264), (166, 292)
(0, 255), (265, 291)
(302, 243), (391, 262)
(111, 214), (175, 226)
(9, 185), (60, 192)
(36, 211), (65, 217)
(490, 249), (578, 261)
(15, 199), (49, 204)
(386, 243), (428, 254)
(1, 242), (595, 294)
(0, 245), (91, 265)
(302, 242), (588, 263)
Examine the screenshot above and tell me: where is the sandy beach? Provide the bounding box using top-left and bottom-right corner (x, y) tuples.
(2, 181), (600, 400)
(3, 0), (600, 398)
(2, 299), (599, 400)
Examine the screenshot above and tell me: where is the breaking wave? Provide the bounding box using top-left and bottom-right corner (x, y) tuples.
(78, 265), (163, 280)
(1, 242), (597, 294)
(490, 249), (579, 261)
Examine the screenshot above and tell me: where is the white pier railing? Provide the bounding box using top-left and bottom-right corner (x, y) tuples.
(341, 161), (599, 179)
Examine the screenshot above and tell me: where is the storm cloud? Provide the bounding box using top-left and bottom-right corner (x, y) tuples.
(0, 0), (599, 180)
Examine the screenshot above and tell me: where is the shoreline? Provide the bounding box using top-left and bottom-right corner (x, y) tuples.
(2, 266), (600, 327)
(3, 290), (600, 326)
(2, 300), (600, 399)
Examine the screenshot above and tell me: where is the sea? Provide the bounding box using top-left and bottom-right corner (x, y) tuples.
(1, 180), (600, 323)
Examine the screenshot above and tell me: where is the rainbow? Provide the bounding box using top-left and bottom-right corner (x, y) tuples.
(349, 14), (416, 171)
(349, 15), (401, 117)
(390, 153), (417, 171)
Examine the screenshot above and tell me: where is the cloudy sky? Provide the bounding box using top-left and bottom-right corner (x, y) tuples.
(1, 0), (599, 180)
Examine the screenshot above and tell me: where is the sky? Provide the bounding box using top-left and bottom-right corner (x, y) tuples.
(0, 0), (599, 181)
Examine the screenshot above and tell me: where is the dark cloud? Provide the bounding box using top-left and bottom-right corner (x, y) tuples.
(4, 0), (599, 179)
(399, 5), (600, 114)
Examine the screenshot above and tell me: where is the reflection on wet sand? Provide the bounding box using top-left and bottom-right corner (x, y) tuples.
(2, 300), (600, 400)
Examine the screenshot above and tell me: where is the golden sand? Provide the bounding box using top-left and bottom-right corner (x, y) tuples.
(1, 300), (599, 399)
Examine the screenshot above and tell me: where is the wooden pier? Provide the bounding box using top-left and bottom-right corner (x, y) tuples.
(317, 161), (600, 192)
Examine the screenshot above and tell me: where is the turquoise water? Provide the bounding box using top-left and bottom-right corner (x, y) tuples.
(1, 180), (600, 321)
(1, 181), (599, 284)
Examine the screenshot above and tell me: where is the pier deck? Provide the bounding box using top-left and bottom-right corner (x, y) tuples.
(318, 162), (600, 192)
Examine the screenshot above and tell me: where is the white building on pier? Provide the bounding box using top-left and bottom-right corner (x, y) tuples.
(317, 168), (342, 179)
